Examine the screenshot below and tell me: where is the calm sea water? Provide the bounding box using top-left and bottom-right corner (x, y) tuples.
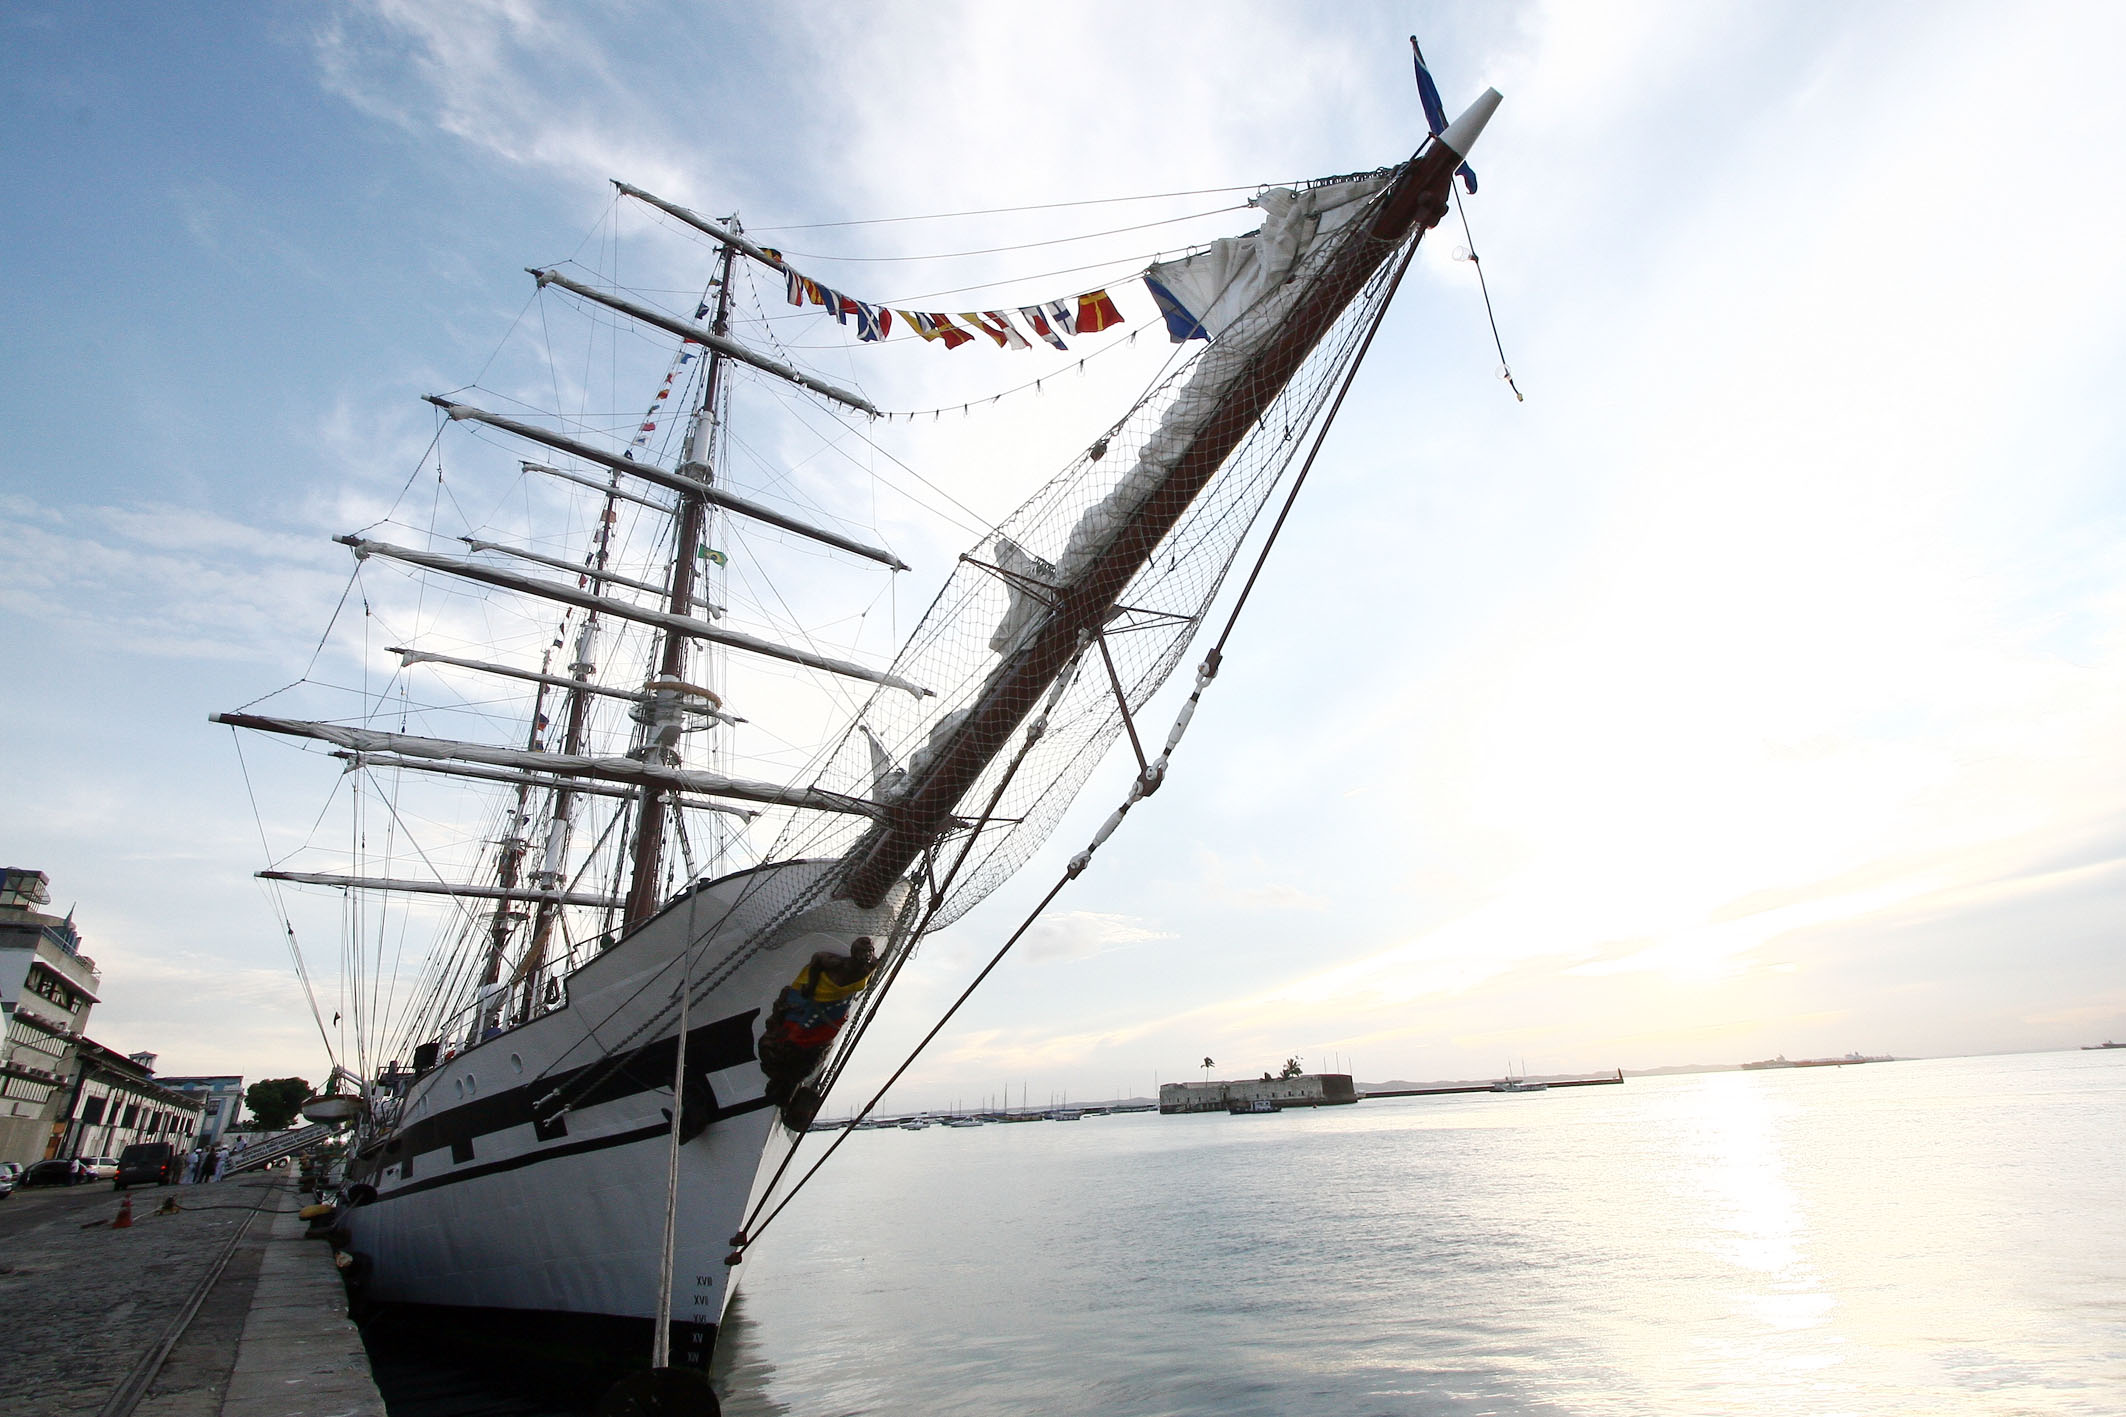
(712, 1051), (2124, 1416)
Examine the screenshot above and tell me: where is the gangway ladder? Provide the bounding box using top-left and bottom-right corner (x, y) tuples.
(225, 1121), (336, 1174)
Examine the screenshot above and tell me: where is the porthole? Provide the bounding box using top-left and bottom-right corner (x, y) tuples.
(510, 1053), (524, 1074)
(466, 1074), (479, 1094)
(454, 1078), (464, 1098)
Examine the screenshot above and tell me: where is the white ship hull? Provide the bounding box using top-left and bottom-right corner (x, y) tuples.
(339, 858), (904, 1362)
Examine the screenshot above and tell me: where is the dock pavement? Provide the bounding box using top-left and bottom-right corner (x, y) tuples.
(0, 1171), (384, 1417)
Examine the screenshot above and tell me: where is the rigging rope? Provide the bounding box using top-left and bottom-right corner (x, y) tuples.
(767, 203), (1248, 264)
(232, 733), (339, 1072)
(727, 226), (1427, 1260)
(1450, 186), (1522, 402)
(748, 180), (1311, 233)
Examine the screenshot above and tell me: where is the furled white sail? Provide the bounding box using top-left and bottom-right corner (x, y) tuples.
(988, 174), (1390, 659)
(1145, 177), (1389, 342)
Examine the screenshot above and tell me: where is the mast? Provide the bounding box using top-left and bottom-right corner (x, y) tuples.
(511, 443), (640, 1019)
(477, 651), (553, 991)
(624, 234), (739, 928)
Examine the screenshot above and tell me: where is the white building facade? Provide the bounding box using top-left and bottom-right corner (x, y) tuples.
(0, 869), (101, 1167)
(159, 1075), (245, 1148)
(60, 1039), (205, 1161)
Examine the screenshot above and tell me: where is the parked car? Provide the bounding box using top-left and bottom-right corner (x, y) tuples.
(0, 1162), (20, 1198)
(19, 1158), (92, 1187)
(79, 1156), (120, 1180)
(114, 1142), (183, 1189)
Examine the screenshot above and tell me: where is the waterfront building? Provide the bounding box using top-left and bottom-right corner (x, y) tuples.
(1158, 1072), (1358, 1114)
(159, 1074), (246, 1148)
(59, 1038), (205, 1160)
(0, 868), (101, 1167)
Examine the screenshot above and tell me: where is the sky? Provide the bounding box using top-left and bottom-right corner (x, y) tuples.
(3, 2), (2124, 1109)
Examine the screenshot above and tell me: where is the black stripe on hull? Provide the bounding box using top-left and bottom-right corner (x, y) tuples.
(379, 1008), (761, 1180)
(371, 1092), (774, 1203)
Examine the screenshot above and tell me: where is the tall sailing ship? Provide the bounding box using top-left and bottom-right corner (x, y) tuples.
(216, 76), (1500, 1370)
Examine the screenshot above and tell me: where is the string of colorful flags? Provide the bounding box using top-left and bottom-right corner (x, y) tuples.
(622, 308), (713, 457)
(763, 244), (1133, 354)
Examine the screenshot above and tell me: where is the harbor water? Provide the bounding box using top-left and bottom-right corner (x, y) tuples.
(707, 1050), (2123, 1415)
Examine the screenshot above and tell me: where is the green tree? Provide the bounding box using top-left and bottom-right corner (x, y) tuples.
(243, 1077), (312, 1131)
(1280, 1056), (1304, 1079)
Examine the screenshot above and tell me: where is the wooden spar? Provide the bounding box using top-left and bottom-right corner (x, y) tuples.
(334, 752), (758, 818)
(427, 398), (909, 570)
(390, 648), (742, 723)
(338, 536), (925, 695)
(458, 537), (683, 602)
(479, 651), (552, 988)
(624, 237), (736, 929)
(612, 182), (791, 280)
(838, 102), (1496, 908)
(208, 712), (882, 817)
(527, 267), (881, 418)
(520, 460), (669, 511)
(258, 871), (624, 910)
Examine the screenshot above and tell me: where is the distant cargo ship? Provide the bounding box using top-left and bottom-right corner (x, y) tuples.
(1741, 1052), (1892, 1070)
(2083, 1041), (2125, 1050)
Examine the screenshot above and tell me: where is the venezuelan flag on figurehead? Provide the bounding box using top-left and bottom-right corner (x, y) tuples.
(1411, 37), (1477, 194)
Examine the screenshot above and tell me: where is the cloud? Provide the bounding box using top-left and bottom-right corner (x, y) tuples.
(1015, 910), (1172, 966)
(0, 494), (354, 664)
(308, 0), (694, 194)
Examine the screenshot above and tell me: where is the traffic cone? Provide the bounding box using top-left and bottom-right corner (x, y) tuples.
(112, 1195), (133, 1229)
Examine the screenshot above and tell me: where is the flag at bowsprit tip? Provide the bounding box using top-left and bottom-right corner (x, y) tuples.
(1410, 36), (1477, 194)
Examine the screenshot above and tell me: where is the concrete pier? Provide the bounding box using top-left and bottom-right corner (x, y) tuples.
(0, 1172), (383, 1417)
(1362, 1069), (1627, 1099)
